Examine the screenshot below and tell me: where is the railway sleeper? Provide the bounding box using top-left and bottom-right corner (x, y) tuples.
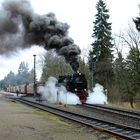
(99, 124), (109, 128)
(94, 122), (103, 126)
(107, 126), (120, 129)
(107, 127), (123, 132)
(121, 130), (140, 139)
(121, 130), (133, 135)
(112, 128), (123, 133)
(131, 133), (140, 138)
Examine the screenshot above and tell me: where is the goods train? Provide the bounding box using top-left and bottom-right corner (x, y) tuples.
(6, 83), (44, 96)
(6, 72), (88, 103)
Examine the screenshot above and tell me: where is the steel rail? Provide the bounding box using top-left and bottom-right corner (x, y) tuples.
(83, 103), (140, 118)
(13, 98), (140, 140)
(81, 103), (140, 120)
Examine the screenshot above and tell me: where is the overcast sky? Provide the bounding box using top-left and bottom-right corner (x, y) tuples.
(0, 0), (140, 80)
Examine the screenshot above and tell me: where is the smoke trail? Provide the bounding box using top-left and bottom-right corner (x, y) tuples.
(0, 0), (81, 71)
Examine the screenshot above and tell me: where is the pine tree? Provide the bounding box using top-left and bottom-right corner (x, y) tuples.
(134, 17), (140, 31)
(90, 0), (114, 89)
(17, 62), (29, 85)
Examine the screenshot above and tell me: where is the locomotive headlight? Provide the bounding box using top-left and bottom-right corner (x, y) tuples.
(84, 89), (87, 91)
(75, 88), (77, 91)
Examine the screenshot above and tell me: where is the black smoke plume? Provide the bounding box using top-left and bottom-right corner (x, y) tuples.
(0, 0), (81, 72)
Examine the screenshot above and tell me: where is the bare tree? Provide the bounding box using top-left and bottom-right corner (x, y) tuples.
(114, 23), (140, 108)
(40, 50), (73, 82)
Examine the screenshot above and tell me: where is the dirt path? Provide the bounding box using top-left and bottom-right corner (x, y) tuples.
(0, 94), (116, 140)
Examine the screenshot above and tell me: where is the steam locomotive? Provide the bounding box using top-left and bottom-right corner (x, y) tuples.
(58, 72), (88, 102)
(6, 72), (88, 103)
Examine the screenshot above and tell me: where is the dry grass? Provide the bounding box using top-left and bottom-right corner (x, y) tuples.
(109, 101), (140, 111)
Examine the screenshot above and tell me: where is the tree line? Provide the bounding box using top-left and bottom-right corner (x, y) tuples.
(0, 62), (34, 89)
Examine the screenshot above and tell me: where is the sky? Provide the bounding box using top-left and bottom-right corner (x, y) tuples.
(0, 0), (140, 80)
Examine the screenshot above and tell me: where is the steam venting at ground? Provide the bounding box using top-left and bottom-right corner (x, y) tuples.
(86, 83), (108, 104)
(38, 77), (81, 105)
(38, 77), (108, 105)
(0, 0), (80, 71)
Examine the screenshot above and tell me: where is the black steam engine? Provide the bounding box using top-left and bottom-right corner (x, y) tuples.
(58, 72), (88, 103)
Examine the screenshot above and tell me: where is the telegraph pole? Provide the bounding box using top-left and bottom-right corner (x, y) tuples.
(33, 54), (36, 97)
(89, 54), (96, 90)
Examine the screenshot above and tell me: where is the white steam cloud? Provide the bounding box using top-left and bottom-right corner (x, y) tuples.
(38, 77), (80, 105)
(38, 77), (108, 105)
(86, 83), (108, 104)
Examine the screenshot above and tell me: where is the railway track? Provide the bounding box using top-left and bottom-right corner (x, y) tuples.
(83, 103), (140, 118)
(79, 103), (140, 129)
(12, 97), (140, 140)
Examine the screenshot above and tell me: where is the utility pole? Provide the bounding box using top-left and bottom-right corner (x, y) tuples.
(89, 54), (97, 90)
(33, 54), (36, 97)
